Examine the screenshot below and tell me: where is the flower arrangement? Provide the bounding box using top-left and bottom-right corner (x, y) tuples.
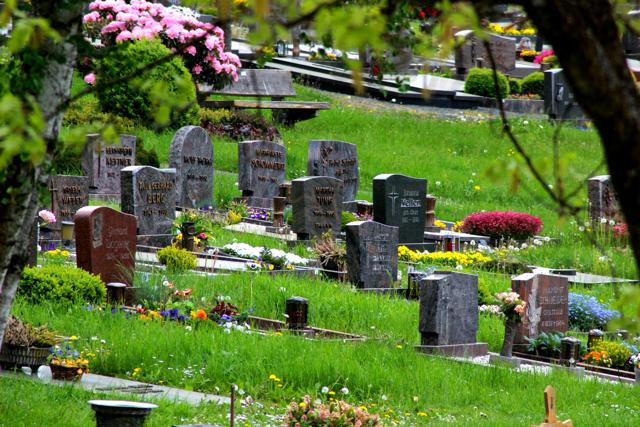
(284, 395), (382, 427)
(495, 291), (526, 322)
(49, 339), (90, 379)
(568, 293), (620, 331)
(519, 49), (538, 62)
(398, 246), (491, 267)
(83, 0), (240, 87)
(461, 211), (543, 241)
(309, 47), (343, 62)
(247, 207), (272, 221)
(488, 23), (536, 36)
(433, 219), (446, 229)
(534, 49), (555, 65)
(629, 353), (640, 370)
(38, 209), (56, 226)
(223, 242), (309, 267)
(43, 248), (71, 265)
(583, 350), (613, 368)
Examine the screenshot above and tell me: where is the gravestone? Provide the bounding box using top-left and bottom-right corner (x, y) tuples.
(416, 271), (488, 357)
(82, 134), (136, 195)
(75, 206), (136, 286)
(121, 166), (176, 247)
(587, 175), (621, 223)
(373, 174), (426, 244)
(168, 126), (213, 209)
(544, 69), (585, 120)
(291, 176), (343, 240)
(238, 140), (287, 205)
(307, 140), (359, 201)
(346, 221), (399, 289)
(454, 30), (516, 76)
(511, 273), (569, 345)
(48, 175), (89, 229)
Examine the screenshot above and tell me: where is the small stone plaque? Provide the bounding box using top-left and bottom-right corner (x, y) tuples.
(121, 166), (176, 246)
(82, 134), (136, 195)
(238, 140), (286, 199)
(419, 271), (480, 346)
(75, 206), (136, 285)
(373, 174), (426, 244)
(587, 175), (620, 223)
(169, 126), (213, 209)
(48, 175), (89, 228)
(291, 176), (343, 240)
(512, 273), (569, 344)
(307, 140), (359, 201)
(346, 221), (398, 288)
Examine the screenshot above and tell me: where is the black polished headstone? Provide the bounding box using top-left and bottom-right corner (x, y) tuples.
(307, 140), (359, 202)
(169, 126), (213, 209)
(346, 221), (398, 289)
(82, 134), (136, 195)
(238, 140), (286, 199)
(544, 69), (585, 120)
(373, 174), (426, 244)
(121, 166), (176, 247)
(291, 176), (343, 240)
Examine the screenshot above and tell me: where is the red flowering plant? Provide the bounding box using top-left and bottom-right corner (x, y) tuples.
(209, 300), (248, 325)
(461, 211), (543, 241)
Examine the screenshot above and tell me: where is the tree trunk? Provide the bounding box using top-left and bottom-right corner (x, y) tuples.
(0, 2), (81, 352)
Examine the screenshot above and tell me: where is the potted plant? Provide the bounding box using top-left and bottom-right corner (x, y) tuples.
(313, 231), (347, 281)
(0, 316), (58, 373)
(48, 339), (89, 381)
(495, 291), (527, 357)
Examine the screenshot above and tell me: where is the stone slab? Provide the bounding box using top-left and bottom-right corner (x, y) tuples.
(169, 126), (213, 209)
(238, 140), (286, 199)
(48, 175), (89, 229)
(307, 140), (359, 201)
(373, 173), (426, 244)
(346, 221), (398, 289)
(291, 176), (343, 240)
(82, 134), (136, 195)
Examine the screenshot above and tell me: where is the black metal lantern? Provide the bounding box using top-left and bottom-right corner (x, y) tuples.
(587, 329), (604, 351)
(560, 337), (581, 367)
(181, 221), (196, 252)
(285, 296), (308, 330)
(276, 40), (287, 57)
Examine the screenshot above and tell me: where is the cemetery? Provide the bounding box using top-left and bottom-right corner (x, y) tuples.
(2, 1), (640, 426)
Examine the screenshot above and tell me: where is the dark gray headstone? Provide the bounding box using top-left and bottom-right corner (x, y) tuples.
(544, 69), (585, 120)
(169, 126), (213, 209)
(512, 273), (568, 344)
(238, 140), (286, 199)
(121, 166), (176, 246)
(419, 271), (479, 346)
(623, 11), (640, 55)
(291, 176), (343, 240)
(82, 134), (136, 194)
(307, 140), (359, 201)
(588, 175), (621, 223)
(454, 31), (515, 74)
(373, 174), (426, 244)
(346, 221), (399, 289)
(48, 175), (89, 228)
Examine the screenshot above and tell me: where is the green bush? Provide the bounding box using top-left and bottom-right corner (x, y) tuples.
(157, 246), (197, 273)
(341, 211), (359, 231)
(508, 77), (522, 95)
(19, 265), (105, 305)
(521, 72), (545, 98)
(136, 137), (160, 168)
(477, 278), (493, 306)
(592, 341), (632, 369)
(464, 68), (509, 99)
(95, 39), (200, 128)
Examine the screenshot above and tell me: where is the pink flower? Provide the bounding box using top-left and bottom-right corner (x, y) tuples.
(115, 30), (132, 42)
(83, 11), (101, 23)
(184, 45), (197, 56)
(192, 64), (202, 74)
(38, 209), (56, 224)
(101, 20), (126, 34)
(205, 35), (219, 51)
(84, 73), (96, 85)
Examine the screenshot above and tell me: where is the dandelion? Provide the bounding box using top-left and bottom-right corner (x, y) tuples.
(579, 226), (585, 232)
(474, 185), (480, 191)
(340, 387), (349, 394)
(321, 386), (329, 393)
(435, 181), (441, 186)
(395, 344), (403, 349)
(455, 264), (464, 270)
(521, 243), (528, 249)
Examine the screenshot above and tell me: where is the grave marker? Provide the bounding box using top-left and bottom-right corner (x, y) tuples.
(82, 134), (136, 195)
(373, 173), (426, 244)
(511, 273), (569, 345)
(168, 126), (213, 209)
(454, 31), (516, 75)
(587, 175), (621, 223)
(544, 69), (585, 120)
(416, 271), (488, 357)
(75, 206), (136, 285)
(121, 166), (176, 247)
(291, 176), (343, 240)
(307, 140), (359, 201)
(238, 140), (286, 202)
(48, 175), (89, 228)
(346, 221), (398, 289)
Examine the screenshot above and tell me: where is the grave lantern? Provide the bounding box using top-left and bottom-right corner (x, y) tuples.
(587, 329), (604, 351)
(181, 221), (196, 252)
(61, 221), (74, 249)
(285, 296), (308, 330)
(276, 40), (287, 57)
(560, 336), (581, 366)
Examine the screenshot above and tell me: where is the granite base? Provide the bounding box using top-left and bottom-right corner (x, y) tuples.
(489, 353), (522, 368)
(415, 342), (488, 358)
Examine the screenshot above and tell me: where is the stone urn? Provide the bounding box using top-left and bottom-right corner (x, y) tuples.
(88, 400), (158, 427)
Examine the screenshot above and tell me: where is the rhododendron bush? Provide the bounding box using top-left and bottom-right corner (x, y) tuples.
(461, 211), (543, 241)
(84, 0), (240, 88)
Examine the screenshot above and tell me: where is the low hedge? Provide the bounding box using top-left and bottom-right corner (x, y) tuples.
(19, 265), (106, 305)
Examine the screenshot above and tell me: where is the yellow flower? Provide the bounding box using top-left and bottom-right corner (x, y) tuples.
(277, 384), (283, 388)
(299, 402), (306, 409)
(474, 185), (481, 191)
(70, 335), (78, 340)
(417, 411), (428, 417)
(395, 344), (403, 349)
(328, 391), (336, 395)
(176, 233), (183, 241)
(269, 374), (277, 380)
(268, 264), (274, 271)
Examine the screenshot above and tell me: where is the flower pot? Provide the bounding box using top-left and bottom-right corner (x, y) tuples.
(50, 363), (87, 381)
(88, 400), (157, 427)
(0, 345), (51, 372)
(500, 318), (516, 358)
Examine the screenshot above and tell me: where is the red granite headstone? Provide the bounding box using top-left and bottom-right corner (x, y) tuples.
(512, 273), (569, 344)
(74, 206), (137, 286)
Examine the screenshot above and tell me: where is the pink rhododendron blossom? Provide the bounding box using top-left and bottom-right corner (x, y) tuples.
(192, 64), (202, 74)
(184, 45), (197, 56)
(84, 73), (96, 85)
(115, 30), (133, 42)
(83, 11), (101, 23)
(38, 209), (56, 224)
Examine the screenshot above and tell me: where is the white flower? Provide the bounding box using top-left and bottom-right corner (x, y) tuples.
(523, 120), (529, 125)
(185, 325), (192, 331)
(340, 387), (349, 394)
(455, 264), (464, 270)
(543, 236), (551, 242)
(579, 226), (585, 232)
(435, 181), (441, 186)
(381, 394), (388, 401)
(483, 149), (488, 153)
(584, 221), (591, 227)
(470, 240), (477, 246)
(521, 243), (528, 249)
(609, 219), (616, 226)
(279, 287), (287, 292)
(533, 239), (542, 246)
(91, 336), (98, 341)
(472, 172), (476, 177)
(548, 184), (553, 189)
(600, 217), (608, 224)
(508, 245), (515, 250)
(321, 386), (329, 393)
(100, 339), (106, 344)
(598, 256), (609, 262)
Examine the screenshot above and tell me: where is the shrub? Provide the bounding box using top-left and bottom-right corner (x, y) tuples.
(568, 293), (620, 331)
(19, 265), (105, 305)
(464, 68), (509, 99)
(477, 278), (493, 305)
(521, 71), (545, 98)
(508, 77), (522, 95)
(525, 332), (563, 358)
(341, 211), (359, 231)
(592, 341), (632, 369)
(200, 108), (281, 142)
(136, 137), (160, 168)
(157, 246), (197, 273)
(461, 211), (543, 241)
(95, 39), (200, 128)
